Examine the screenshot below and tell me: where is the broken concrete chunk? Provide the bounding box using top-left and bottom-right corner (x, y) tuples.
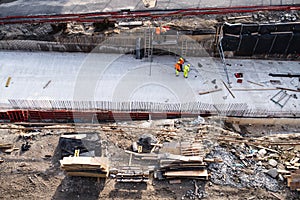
(266, 168), (278, 178)
(132, 142), (138, 152)
(269, 153), (279, 158)
(257, 161), (262, 166)
(290, 157), (299, 165)
(278, 174), (284, 181)
(294, 163), (300, 167)
(142, 0), (156, 8)
(285, 162), (291, 166)
(258, 149), (267, 157)
(269, 159), (278, 167)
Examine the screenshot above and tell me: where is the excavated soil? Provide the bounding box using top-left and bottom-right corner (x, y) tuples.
(0, 118), (299, 200)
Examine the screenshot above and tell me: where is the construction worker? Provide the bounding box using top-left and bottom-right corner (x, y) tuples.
(183, 64), (190, 78)
(174, 61), (181, 76)
(178, 57), (185, 71)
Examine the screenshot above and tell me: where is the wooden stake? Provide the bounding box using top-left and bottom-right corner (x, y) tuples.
(222, 81), (235, 98)
(5, 77), (11, 87)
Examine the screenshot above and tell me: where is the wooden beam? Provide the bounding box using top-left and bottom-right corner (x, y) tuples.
(232, 88), (277, 91)
(199, 88), (222, 95)
(276, 87), (300, 92)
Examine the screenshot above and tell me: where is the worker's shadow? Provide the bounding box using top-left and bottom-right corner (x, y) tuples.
(108, 182), (147, 199)
(52, 176), (105, 200)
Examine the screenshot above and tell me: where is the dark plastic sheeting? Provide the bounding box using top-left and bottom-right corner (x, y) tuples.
(221, 35), (239, 51)
(222, 22), (300, 55)
(287, 33), (300, 54)
(223, 22), (300, 35)
(254, 34), (275, 54)
(270, 33), (293, 54)
(235, 35), (258, 56)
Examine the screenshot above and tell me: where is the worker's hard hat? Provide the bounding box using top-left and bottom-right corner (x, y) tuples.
(187, 64), (190, 66)
(179, 57), (184, 61)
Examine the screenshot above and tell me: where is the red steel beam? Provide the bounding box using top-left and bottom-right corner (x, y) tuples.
(0, 5), (299, 24)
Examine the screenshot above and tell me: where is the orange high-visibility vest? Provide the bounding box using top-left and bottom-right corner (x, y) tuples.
(175, 63), (181, 71)
(155, 27), (161, 35)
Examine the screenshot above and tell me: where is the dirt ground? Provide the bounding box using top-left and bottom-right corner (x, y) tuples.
(0, 117), (299, 200)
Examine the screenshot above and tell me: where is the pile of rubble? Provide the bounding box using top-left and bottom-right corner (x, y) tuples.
(200, 125), (300, 192)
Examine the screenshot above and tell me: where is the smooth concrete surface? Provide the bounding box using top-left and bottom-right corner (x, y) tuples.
(0, 51), (299, 112)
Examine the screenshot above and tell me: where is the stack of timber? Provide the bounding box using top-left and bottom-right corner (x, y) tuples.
(158, 153), (209, 180)
(60, 156), (109, 178)
(115, 166), (149, 183)
(157, 141), (211, 180)
(286, 169), (300, 191)
(160, 141), (205, 157)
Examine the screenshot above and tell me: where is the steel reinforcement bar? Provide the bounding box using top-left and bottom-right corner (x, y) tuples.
(0, 5), (300, 25)
(0, 99), (297, 123)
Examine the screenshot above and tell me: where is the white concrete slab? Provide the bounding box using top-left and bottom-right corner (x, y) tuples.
(0, 51), (299, 114)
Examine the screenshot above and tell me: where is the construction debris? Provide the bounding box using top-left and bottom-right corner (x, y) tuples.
(115, 166), (149, 182)
(0, 143), (19, 153)
(142, 0), (157, 8)
(2, 117), (300, 199)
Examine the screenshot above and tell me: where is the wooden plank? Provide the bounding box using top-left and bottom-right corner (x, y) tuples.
(247, 80), (264, 87)
(203, 158), (223, 163)
(276, 87), (300, 92)
(4, 148), (19, 153)
(270, 192), (284, 200)
(125, 150), (158, 157)
(169, 179), (181, 184)
(0, 143), (13, 149)
(199, 88), (222, 95)
(67, 171), (107, 178)
(232, 88), (277, 91)
(164, 170), (208, 177)
(60, 156), (109, 171)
